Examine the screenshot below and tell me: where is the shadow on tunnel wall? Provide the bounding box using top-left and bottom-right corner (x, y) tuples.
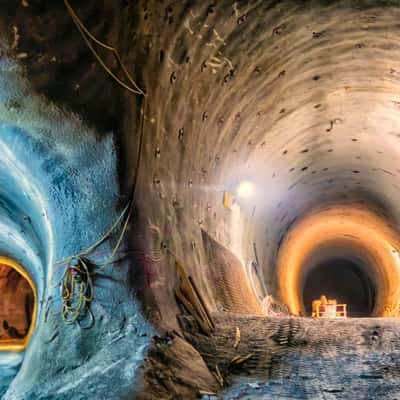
(126, 224), (264, 326)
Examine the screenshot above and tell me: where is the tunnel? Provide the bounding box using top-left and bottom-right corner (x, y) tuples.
(1, 0), (400, 399)
(302, 258), (376, 317)
(0, 259), (35, 349)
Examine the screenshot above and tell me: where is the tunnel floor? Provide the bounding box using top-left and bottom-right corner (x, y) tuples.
(186, 315), (400, 400)
(223, 338), (400, 400)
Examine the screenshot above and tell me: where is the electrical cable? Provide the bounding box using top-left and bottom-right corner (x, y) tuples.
(50, 1), (149, 326)
(52, 97), (146, 326)
(64, 0), (145, 96)
(60, 257), (94, 328)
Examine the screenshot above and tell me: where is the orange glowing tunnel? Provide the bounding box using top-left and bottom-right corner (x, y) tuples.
(0, 257), (36, 351)
(277, 205), (400, 318)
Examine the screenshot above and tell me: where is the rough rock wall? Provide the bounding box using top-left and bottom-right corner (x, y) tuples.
(0, 1), (267, 396)
(0, 52), (153, 399)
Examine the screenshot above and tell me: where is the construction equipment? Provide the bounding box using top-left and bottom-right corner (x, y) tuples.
(312, 295), (347, 318)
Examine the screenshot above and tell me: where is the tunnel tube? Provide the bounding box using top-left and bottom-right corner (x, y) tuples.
(302, 257), (376, 317)
(277, 205), (400, 317)
(0, 258), (37, 351)
(0, 120), (53, 388)
(120, 1), (400, 328)
(4, 1), (400, 398)
(299, 242), (380, 317)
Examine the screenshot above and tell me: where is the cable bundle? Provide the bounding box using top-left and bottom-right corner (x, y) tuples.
(60, 257), (94, 328)
(48, 0), (148, 329)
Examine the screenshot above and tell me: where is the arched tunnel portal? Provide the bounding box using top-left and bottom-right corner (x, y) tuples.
(1, 1), (400, 399)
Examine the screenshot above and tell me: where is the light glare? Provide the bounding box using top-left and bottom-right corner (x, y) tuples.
(236, 181), (255, 198)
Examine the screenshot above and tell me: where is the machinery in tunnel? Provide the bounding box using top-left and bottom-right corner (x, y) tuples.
(304, 258), (375, 318)
(2, 0), (400, 399)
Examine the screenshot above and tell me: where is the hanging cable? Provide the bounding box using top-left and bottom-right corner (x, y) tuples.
(49, 1), (149, 328)
(60, 257), (94, 328)
(64, 0), (145, 96)
(51, 94), (147, 326)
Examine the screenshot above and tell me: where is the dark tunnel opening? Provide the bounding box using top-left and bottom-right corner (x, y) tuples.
(302, 258), (376, 317)
(0, 262), (35, 348)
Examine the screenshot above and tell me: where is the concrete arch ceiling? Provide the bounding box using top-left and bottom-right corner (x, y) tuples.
(9, 1), (400, 316)
(6, 0), (400, 318)
(131, 0), (400, 311)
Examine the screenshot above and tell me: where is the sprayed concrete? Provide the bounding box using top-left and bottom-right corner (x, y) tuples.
(0, 55), (153, 398)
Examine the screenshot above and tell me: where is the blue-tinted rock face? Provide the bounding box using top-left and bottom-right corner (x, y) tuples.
(0, 57), (152, 399)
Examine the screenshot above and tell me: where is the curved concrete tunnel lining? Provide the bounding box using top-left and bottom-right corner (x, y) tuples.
(155, 3), (396, 318)
(53, 2), (400, 398)
(123, 1), (400, 338)
(0, 45), (155, 397)
(276, 206), (400, 317)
